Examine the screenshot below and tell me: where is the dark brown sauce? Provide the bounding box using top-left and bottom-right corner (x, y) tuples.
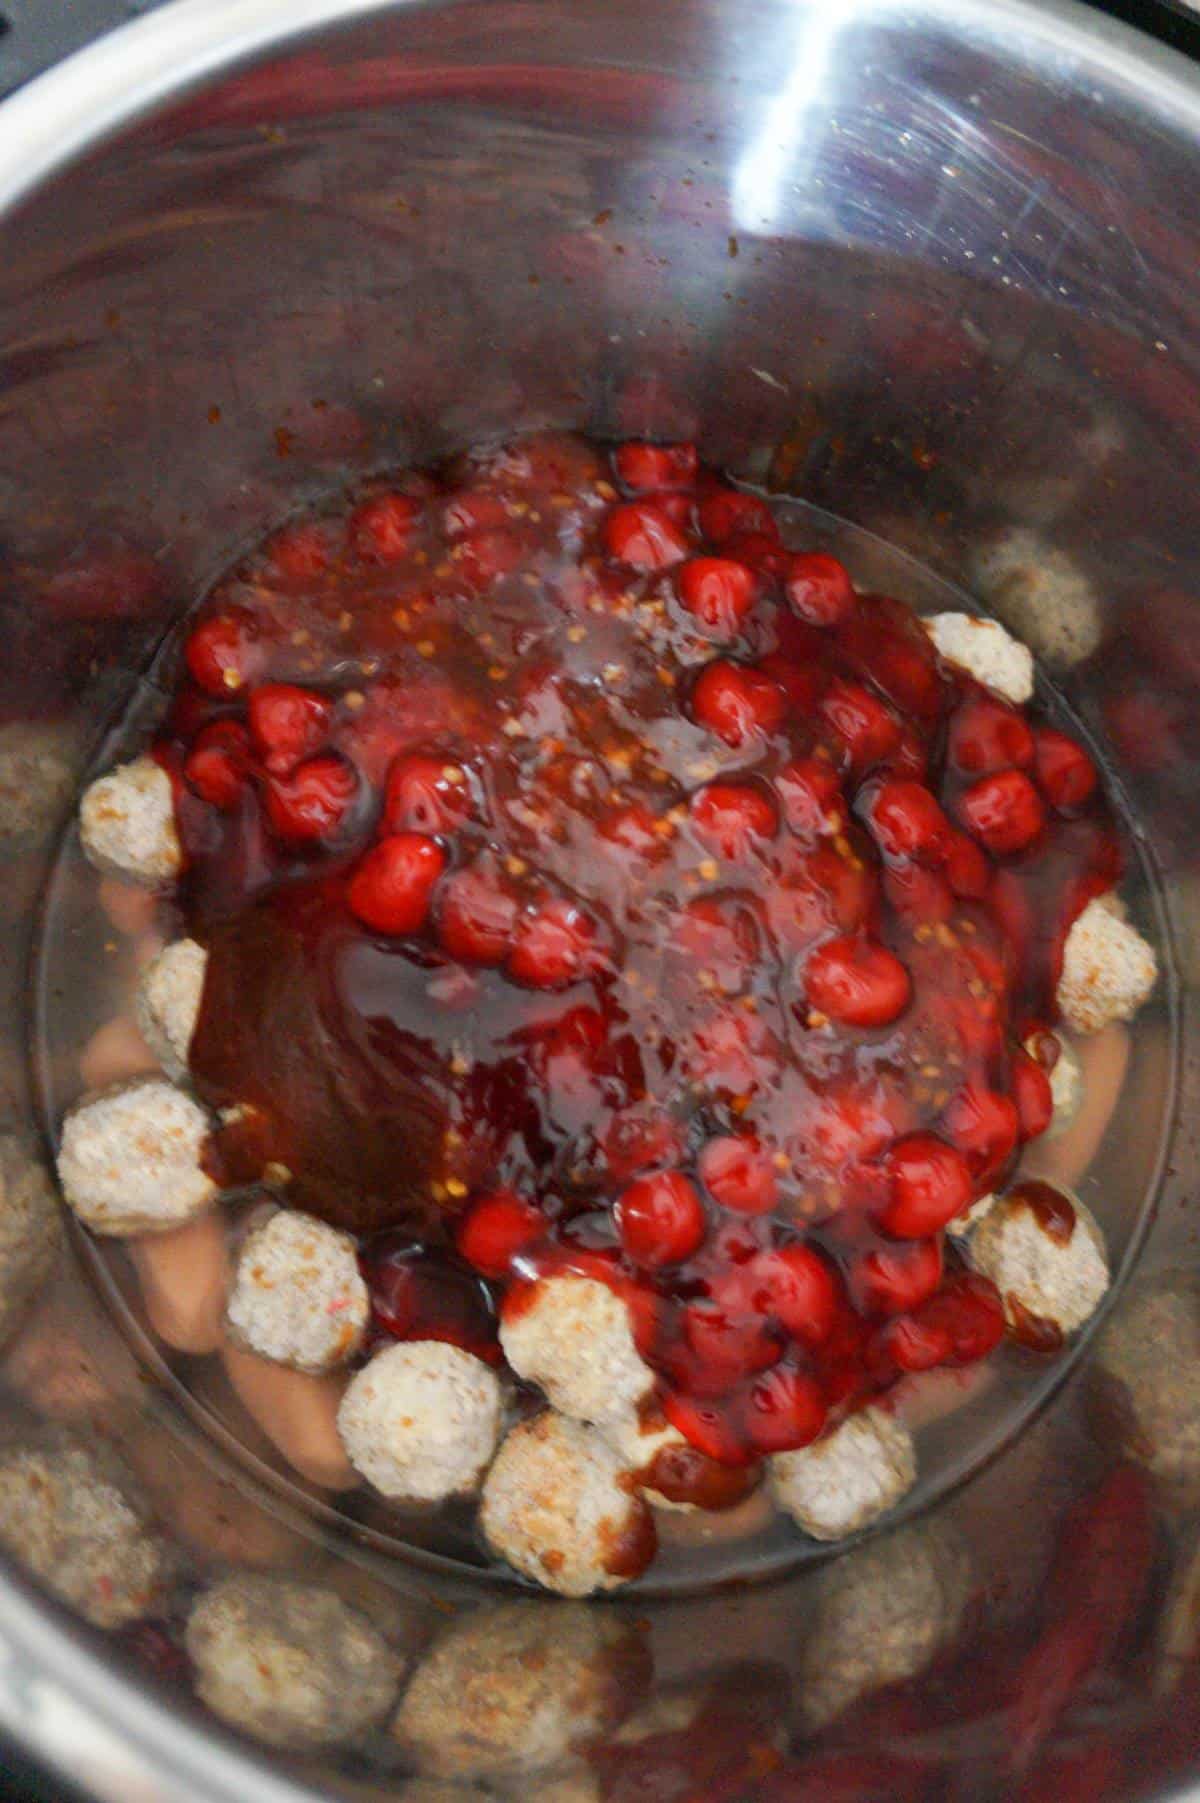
(602, 1494), (658, 1579)
(1007, 1292), (1065, 1353)
(1010, 1178), (1077, 1245)
(643, 1442), (759, 1511)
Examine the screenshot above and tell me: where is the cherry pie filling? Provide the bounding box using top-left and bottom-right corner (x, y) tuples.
(153, 433), (1121, 1472)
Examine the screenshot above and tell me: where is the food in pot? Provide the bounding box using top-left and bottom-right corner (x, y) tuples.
(57, 1077), (217, 1235)
(185, 1573), (402, 1748)
(968, 1185), (1109, 1345)
(768, 1405), (916, 1541)
(0, 1135), (62, 1348)
(969, 528), (1103, 669)
(392, 1600), (632, 1782)
(1095, 1276), (1200, 1493)
(78, 754), (182, 885)
(337, 1340), (501, 1501)
(226, 1208), (368, 1373)
(135, 938), (207, 1080)
(55, 432), (1161, 1591)
(0, 1428), (172, 1628)
(0, 721), (77, 850)
(479, 1410), (657, 1595)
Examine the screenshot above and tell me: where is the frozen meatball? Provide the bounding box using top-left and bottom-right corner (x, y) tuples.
(79, 755), (181, 887)
(227, 1209), (367, 1375)
(499, 1275), (652, 1427)
(1096, 1277), (1200, 1491)
(969, 1189), (1108, 1335)
(0, 1136), (62, 1348)
(337, 1341), (501, 1502)
(969, 528), (1102, 668)
(0, 721), (77, 848)
(797, 1521), (972, 1731)
(925, 612), (1034, 704)
(136, 938), (206, 1079)
(0, 1430), (171, 1628)
(769, 1407), (916, 1541)
(479, 1410), (655, 1597)
(393, 1601), (628, 1782)
(186, 1574), (401, 1749)
(1031, 1033), (1084, 1139)
(56, 1077), (217, 1236)
(1057, 896), (1157, 1035)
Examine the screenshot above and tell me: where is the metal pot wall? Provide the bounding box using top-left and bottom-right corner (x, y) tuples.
(0, 1), (1198, 1796)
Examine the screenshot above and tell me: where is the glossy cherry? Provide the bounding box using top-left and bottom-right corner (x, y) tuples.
(699, 1134), (779, 1215)
(383, 754), (471, 835)
(436, 863), (517, 965)
(456, 1190), (546, 1278)
(743, 1365), (827, 1453)
(262, 754), (358, 843)
(877, 1134), (974, 1237)
(698, 489), (779, 546)
(1034, 726), (1098, 811)
(616, 1171), (707, 1268)
(248, 684), (331, 776)
(689, 782), (777, 859)
(508, 897), (599, 989)
(956, 769), (1046, 856)
(350, 493), (422, 562)
(785, 551), (856, 627)
(604, 501), (690, 570)
(613, 441), (698, 493)
(690, 660), (787, 747)
(677, 558), (759, 636)
(184, 720), (251, 810)
(347, 833), (446, 934)
(805, 934), (912, 1027)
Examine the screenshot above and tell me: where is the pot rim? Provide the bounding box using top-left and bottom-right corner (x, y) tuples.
(0, 0), (1199, 1799)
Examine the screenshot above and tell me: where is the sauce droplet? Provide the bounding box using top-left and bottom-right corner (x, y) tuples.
(1010, 1178), (1076, 1245)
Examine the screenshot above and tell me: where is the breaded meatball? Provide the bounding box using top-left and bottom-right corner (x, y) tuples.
(0, 721), (77, 848)
(499, 1276), (652, 1426)
(769, 1407), (916, 1541)
(969, 528), (1102, 668)
(479, 1411), (655, 1597)
(0, 1430), (172, 1628)
(393, 1601), (628, 1781)
(969, 1189), (1108, 1335)
(227, 1209), (367, 1374)
(79, 755), (182, 886)
(56, 1077), (217, 1236)
(796, 1521), (972, 1730)
(1057, 896), (1157, 1035)
(925, 612), (1034, 703)
(0, 1136), (62, 1347)
(337, 1341), (501, 1502)
(1096, 1276), (1200, 1491)
(1032, 1033), (1084, 1139)
(186, 1574), (401, 1749)
(946, 1191), (999, 1240)
(136, 938), (206, 1079)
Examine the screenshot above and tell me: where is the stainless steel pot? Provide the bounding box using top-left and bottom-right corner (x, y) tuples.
(0, 0), (1199, 1796)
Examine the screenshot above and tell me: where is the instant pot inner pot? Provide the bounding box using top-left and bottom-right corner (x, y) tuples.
(0, 0), (1198, 1797)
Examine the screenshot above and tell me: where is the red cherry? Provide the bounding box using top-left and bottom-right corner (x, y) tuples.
(943, 829), (991, 899)
(604, 501), (690, 570)
(263, 754), (358, 843)
(347, 832), (446, 934)
(616, 1171), (707, 1268)
(947, 694), (1035, 776)
(383, 754), (471, 835)
(602, 1106), (687, 1182)
(854, 1235), (944, 1317)
(597, 801), (664, 862)
(442, 490), (510, 538)
(508, 897), (599, 989)
(265, 520), (333, 582)
(350, 492), (422, 562)
(183, 720), (251, 810)
(456, 528), (525, 587)
(677, 558), (759, 636)
(699, 1134), (779, 1215)
(956, 769), (1046, 855)
(785, 552), (855, 627)
(456, 1190), (545, 1278)
(743, 1366), (827, 1453)
(1011, 1049), (1054, 1142)
(751, 1245), (837, 1343)
(775, 757), (847, 839)
(247, 684), (331, 776)
(689, 782), (777, 859)
(660, 1391), (751, 1465)
(185, 613), (267, 696)
(877, 1134), (974, 1237)
(682, 1297), (781, 1385)
(719, 531), (792, 583)
(757, 652), (823, 716)
(941, 1082), (1019, 1185)
(690, 660), (787, 748)
(818, 679), (901, 772)
(613, 441), (698, 493)
(884, 1272), (1005, 1371)
(862, 778), (950, 864)
(698, 489), (779, 546)
(686, 1008), (780, 1100)
(363, 1235), (498, 1362)
(805, 935), (911, 1028)
(1034, 727), (1098, 812)
(436, 863), (517, 965)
